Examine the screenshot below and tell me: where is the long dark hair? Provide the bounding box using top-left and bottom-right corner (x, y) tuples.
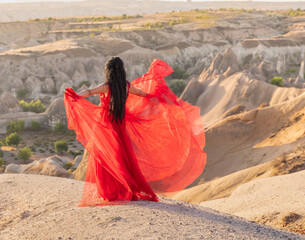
(105, 56), (128, 124)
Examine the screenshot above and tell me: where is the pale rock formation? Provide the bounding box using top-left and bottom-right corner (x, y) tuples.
(5, 155), (74, 178)
(9, 78), (25, 91)
(24, 75), (41, 91)
(0, 100), (9, 114)
(44, 97), (66, 116)
(41, 77), (55, 93)
(258, 61), (273, 80)
(276, 56), (285, 74)
(18, 67), (29, 80)
(218, 47), (239, 74)
(1, 91), (19, 109)
(59, 82), (73, 96)
(73, 150), (88, 181)
(295, 61), (305, 85)
(72, 70), (87, 88)
(54, 70), (70, 89)
(4, 163), (22, 173)
(198, 48), (239, 82)
(249, 66), (266, 81)
(76, 84), (87, 92)
(73, 155), (83, 169)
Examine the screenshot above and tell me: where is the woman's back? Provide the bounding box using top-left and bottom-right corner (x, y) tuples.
(99, 82), (130, 109)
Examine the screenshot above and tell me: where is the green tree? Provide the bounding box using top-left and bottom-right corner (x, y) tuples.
(31, 120), (41, 131)
(0, 148), (3, 158)
(6, 133), (21, 147)
(18, 147), (32, 162)
(0, 158), (4, 167)
(54, 140), (68, 154)
(270, 77), (283, 87)
(7, 120), (25, 134)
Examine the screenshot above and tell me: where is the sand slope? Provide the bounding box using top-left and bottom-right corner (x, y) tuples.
(0, 173), (304, 240)
(196, 91), (305, 183)
(200, 170), (305, 235)
(171, 145), (305, 204)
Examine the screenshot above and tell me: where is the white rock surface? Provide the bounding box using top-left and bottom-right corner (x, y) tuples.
(0, 173), (303, 240)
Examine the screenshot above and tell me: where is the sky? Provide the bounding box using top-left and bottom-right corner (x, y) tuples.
(0, 0), (305, 3)
(0, 0), (83, 2)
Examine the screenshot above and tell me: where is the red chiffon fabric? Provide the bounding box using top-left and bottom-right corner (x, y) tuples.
(64, 59), (207, 207)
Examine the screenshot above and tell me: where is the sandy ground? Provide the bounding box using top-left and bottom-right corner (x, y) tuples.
(0, 173), (304, 240)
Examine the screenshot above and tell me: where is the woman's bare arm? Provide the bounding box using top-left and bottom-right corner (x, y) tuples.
(77, 83), (108, 97)
(129, 83), (148, 97)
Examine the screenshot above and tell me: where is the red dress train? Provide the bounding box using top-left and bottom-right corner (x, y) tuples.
(64, 59), (207, 207)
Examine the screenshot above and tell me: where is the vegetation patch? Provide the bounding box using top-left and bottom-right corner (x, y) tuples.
(169, 79), (187, 97)
(19, 99), (46, 113)
(54, 140), (68, 154)
(6, 133), (21, 147)
(7, 120), (25, 134)
(16, 89), (29, 100)
(270, 77), (283, 87)
(18, 147), (32, 162)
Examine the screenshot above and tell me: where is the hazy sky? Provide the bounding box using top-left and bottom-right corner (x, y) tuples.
(0, 0), (305, 3)
(0, 0), (83, 2)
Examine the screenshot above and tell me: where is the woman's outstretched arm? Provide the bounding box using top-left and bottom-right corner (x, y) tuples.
(77, 83), (108, 97)
(129, 83), (148, 97)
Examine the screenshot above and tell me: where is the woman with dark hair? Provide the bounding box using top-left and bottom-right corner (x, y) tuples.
(64, 56), (207, 207)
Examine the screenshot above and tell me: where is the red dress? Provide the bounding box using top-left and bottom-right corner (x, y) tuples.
(64, 59), (207, 207)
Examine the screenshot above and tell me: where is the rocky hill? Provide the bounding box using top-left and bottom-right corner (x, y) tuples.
(2, 8), (305, 237)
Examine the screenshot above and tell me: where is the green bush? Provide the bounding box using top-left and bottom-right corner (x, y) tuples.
(287, 67), (297, 73)
(144, 22), (164, 29)
(19, 99), (46, 113)
(169, 79), (187, 96)
(0, 149), (3, 158)
(16, 89), (29, 100)
(31, 120), (41, 131)
(6, 133), (21, 147)
(270, 77), (283, 87)
(0, 158), (4, 167)
(55, 122), (66, 133)
(18, 147), (32, 162)
(167, 67), (189, 80)
(0, 138), (6, 146)
(54, 140), (68, 154)
(7, 120), (25, 134)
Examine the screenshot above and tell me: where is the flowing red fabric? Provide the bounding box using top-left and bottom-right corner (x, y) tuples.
(64, 59), (207, 207)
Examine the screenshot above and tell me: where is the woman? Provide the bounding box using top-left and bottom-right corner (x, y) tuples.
(64, 56), (207, 207)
